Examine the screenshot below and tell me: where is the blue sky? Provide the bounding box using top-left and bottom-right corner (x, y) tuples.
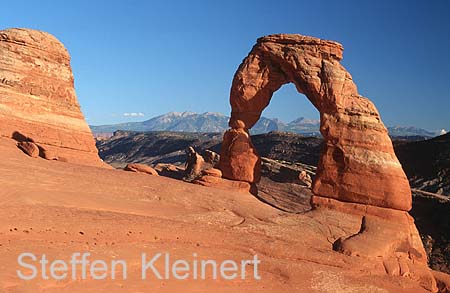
(1, 0), (449, 130)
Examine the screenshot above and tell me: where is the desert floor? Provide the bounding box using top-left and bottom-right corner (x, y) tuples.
(0, 137), (430, 292)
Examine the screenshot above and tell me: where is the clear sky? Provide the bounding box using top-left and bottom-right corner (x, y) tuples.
(1, 0), (449, 131)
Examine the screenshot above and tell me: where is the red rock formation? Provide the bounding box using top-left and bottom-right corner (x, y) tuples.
(220, 127), (261, 183)
(217, 35), (438, 288)
(0, 28), (104, 167)
(219, 34), (411, 212)
(193, 174), (256, 194)
(124, 163), (159, 176)
(201, 168), (222, 178)
(184, 146), (205, 181)
(17, 141), (39, 158)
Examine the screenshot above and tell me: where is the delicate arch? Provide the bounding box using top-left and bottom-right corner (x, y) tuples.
(219, 34), (411, 211)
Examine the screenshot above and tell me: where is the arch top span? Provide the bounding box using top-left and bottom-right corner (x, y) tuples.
(229, 34), (356, 129)
(220, 34), (412, 212)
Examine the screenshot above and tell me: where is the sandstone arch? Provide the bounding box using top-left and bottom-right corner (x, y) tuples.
(219, 34), (411, 211)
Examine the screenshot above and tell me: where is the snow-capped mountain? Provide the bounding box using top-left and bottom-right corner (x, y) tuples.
(91, 112), (442, 138)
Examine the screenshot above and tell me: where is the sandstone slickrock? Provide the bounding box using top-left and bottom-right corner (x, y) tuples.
(193, 174), (255, 194)
(124, 163), (159, 176)
(0, 28), (105, 167)
(311, 196), (437, 292)
(219, 34), (411, 212)
(433, 270), (450, 292)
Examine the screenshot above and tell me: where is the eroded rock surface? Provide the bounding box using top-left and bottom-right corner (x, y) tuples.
(219, 34), (411, 211)
(218, 34), (437, 291)
(220, 127), (261, 183)
(16, 141), (39, 158)
(124, 163), (159, 176)
(0, 28), (104, 167)
(5, 134), (444, 292)
(184, 146), (205, 181)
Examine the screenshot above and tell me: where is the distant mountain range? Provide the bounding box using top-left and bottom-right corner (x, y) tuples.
(388, 126), (441, 137)
(90, 112), (322, 135)
(92, 112), (230, 133)
(90, 111), (446, 137)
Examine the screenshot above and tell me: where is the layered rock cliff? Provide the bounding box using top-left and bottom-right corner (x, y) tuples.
(0, 28), (104, 167)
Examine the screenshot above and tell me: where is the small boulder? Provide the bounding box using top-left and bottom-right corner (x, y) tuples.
(17, 141), (40, 158)
(39, 146), (59, 160)
(154, 163), (184, 180)
(124, 163), (159, 176)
